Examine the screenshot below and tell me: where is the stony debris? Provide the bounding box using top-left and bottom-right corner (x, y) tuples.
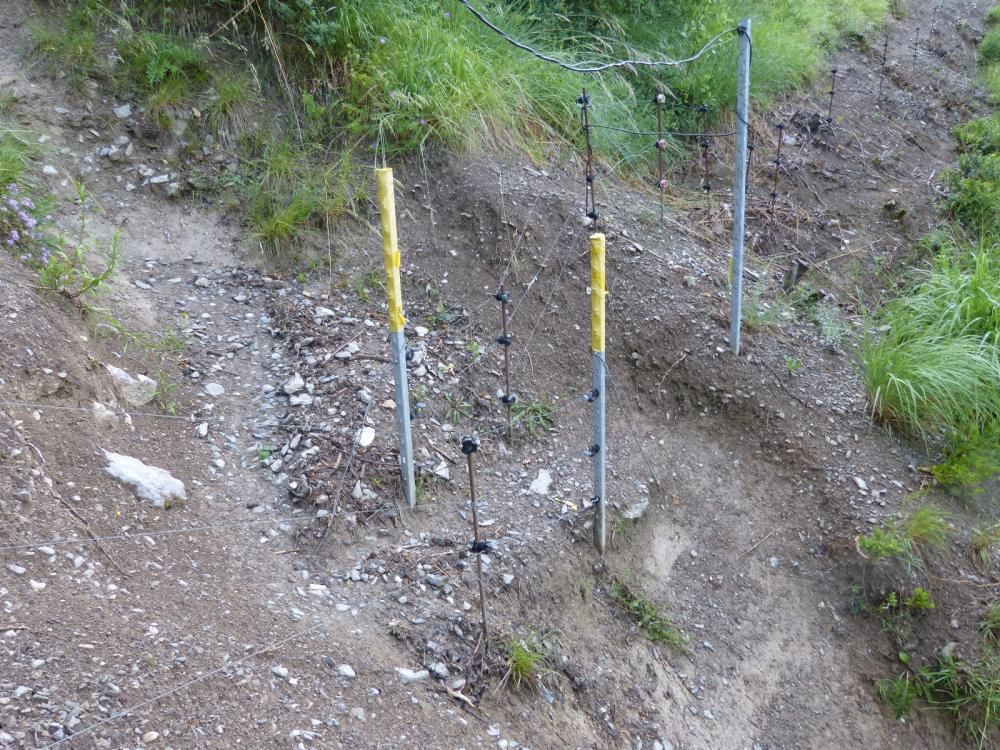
(102, 450), (187, 507)
(105, 364), (158, 406)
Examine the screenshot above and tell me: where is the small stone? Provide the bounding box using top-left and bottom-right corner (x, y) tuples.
(314, 306), (336, 319)
(853, 477), (868, 491)
(350, 707), (366, 721)
(529, 469), (552, 495)
(103, 451), (186, 508)
(502, 574), (515, 586)
(430, 661), (450, 679)
(356, 388), (372, 405)
(196, 422), (209, 438)
(289, 393), (313, 407)
(6, 564), (26, 575)
(395, 667), (429, 684)
(42, 164), (58, 176)
(194, 276), (210, 288)
(271, 665), (289, 680)
(204, 383), (225, 397)
(951, 618), (961, 630)
(283, 374), (306, 395)
(414, 325), (429, 337)
(29, 580), (46, 591)
(941, 642), (959, 660)
(356, 426), (376, 449)
(338, 664), (356, 678)
(142, 731), (159, 742)
(113, 103), (133, 119)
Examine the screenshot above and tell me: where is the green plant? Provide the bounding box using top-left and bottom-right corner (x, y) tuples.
(876, 671), (918, 718)
(971, 524), (1000, 569)
(857, 525), (911, 563)
(982, 601), (1000, 642)
(466, 340), (484, 363)
(981, 28), (1000, 65)
(904, 587), (935, 612)
(904, 504), (954, 551)
(443, 392), (472, 425)
(512, 400), (555, 435)
(783, 354), (802, 375)
(609, 579), (687, 653)
(30, 14), (102, 90)
(414, 473), (429, 504)
(989, 6), (1000, 27)
(257, 443), (278, 462)
(500, 634), (553, 692)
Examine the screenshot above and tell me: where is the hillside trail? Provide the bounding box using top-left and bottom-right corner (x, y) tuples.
(0, 1), (986, 749)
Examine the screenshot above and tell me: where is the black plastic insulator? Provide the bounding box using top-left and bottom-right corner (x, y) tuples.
(469, 540), (490, 554)
(460, 436), (479, 455)
(501, 394), (518, 405)
(583, 389), (599, 402)
(698, 104), (709, 113)
(494, 291), (510, 303)
(777, 123), (785, 130)
(585, 174), (595, 184)
(703, 183), (712, 192)
(496, 334), (513, 346)
(700, 140), (710, 150)
(586, 210), (599, 220)
(583, 444), (600, 458)
(576, 93), (590, 106)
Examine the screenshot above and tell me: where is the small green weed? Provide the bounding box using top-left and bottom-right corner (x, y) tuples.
(876, 671), (917, 718)
(982, 601), (1000, 642)
(610, 579), (687, 653)
(512, 400), (554, 435)
(904, 504), (954, 551)
(971, 524), (1000, 569)
(501, 635), (553, 692)
(783, 354), (802, 376)
(981, 28), (1000, 65)
(989, 6), (1000, 27)
(466, 340), (484, 363)
(257, 444), (278, 462)
(443, 393), (472, 425)
(903, 587), (935, 612)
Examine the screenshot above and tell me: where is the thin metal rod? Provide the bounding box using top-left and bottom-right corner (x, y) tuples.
(730, 18), (752, 356)
(826, 68), (837, 131)
(376, 168), (416, 508)
(589, 233), (607, 554)
(498, 283), (512, 441)
(877, 27), (889, 103)
(655, 88), (665, 220)
(913, 27), (919, 66)
(467, 450), (488, 645)
(700, 104), (711, 202)
(769, 123), (784, 224)
(580, 88), (597, 228)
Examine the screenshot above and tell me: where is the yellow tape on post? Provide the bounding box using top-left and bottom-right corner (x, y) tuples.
(590, 233), (606, 353)
(376, 167), (406, 333)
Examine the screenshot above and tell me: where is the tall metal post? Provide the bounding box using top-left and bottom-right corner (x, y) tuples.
(376, 167), (416, 508)
(730, 18), (752, 355)
(589, 233), (607, 554)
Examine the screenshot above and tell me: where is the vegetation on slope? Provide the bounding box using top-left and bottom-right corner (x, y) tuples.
(30, 0), (885, 252)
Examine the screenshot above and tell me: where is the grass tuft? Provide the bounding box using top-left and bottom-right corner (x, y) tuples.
(610, 579), (687, 652)
(501, 634), (553, 692)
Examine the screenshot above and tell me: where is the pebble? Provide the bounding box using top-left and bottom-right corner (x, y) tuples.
(196, 422), (209, 438)
(271, 665), (289, 680)
(356, 388), (373, 405)
(194, 276), (210, 287)
(204, 383), (225, 397)
(6, 564), (26, 575)
(142, 731), (159, 742)
(42, 164), (58, 175)
(395, 667), (429, 684)
(29, 579), (46, 591)
(356, 426), (376, 449)
(283, 374), (306, 395)
(338, 664), (356, 678)
(951, 618), (960, 630)
(529, 469), (552, 495)
(113, 103), (132, 118)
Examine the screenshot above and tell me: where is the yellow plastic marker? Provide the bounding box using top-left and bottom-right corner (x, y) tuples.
(376, 167), (406, 333)
(589, 232), (607, 554)
(375, 167), (415, 507)
(590, 233), (606, 353)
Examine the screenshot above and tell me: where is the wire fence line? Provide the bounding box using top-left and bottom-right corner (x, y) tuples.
(456, 0), (738, 73)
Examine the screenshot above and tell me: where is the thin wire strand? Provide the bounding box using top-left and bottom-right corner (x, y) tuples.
(456, 0), (737, 73)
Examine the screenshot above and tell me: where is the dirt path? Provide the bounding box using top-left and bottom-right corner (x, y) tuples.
(0, 0), (994, 749)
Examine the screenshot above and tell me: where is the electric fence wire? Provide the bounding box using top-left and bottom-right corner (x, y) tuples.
(456, 0), (738, 73)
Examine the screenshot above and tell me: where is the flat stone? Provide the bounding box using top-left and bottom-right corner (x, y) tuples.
(283, 374), (305, 395)
(529, 469), (552, 495)
(356, 426), (376, 449)
(395, 667), (429, 684)
(106, 365), (157, 406)
(103, 450), (186, 508)
(204, 383), (225, 397)
(42, 165), (58, 176)
(271, 665), (289, 680)
(338, 664), (356, 678)
(194, 276), (210, 288)
(113, 103), (132, 119)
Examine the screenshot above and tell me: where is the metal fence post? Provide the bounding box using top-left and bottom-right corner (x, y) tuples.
(730, 18), (752, 355)
(589, 233), (607, 554)
(376, 167), (416, 508)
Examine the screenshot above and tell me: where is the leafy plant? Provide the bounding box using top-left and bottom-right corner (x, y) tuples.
(500, 634), (553, 692)
(466, 340), (484, 363)
(257, 444), (278, 462)
(904, 504), (953, 551)
(609, 579), (687, 653)
(903, 587), (935, 612)
(443, 392), (472, 425)
(512, 400), (554, 435)
(783, 354), (802, 375)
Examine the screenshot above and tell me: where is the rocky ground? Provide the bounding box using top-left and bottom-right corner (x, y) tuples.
(1, 0), (998, 749)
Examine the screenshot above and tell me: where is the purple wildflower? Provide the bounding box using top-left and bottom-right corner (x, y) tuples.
(9, 229), (19, 243)
(6, 198), (17, 209)
(20, 197), (33, 209)
(379, 36), (387, 44)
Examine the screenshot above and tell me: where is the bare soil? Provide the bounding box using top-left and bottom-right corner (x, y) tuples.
(1, 1), (997, 749)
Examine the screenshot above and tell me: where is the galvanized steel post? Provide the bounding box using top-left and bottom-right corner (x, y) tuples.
(590, 233), (607, 554)
(730, 18), (752, 355)
(376, 167), (416, 508)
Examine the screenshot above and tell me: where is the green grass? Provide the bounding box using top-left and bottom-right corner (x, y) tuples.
(511, 400), (555, 435)
(982, 28), (1000, 65)
(982, 602), (1000, 642)
(990, 6), (1000, 27)
(971, 524), (1000, 568)
(609, 579), (688, 653)
(501, 635), (553, 691)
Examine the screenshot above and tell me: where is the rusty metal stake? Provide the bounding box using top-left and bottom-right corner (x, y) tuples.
(699, 104), (711, 204)
(462, 436), (488, 649)
(769, 123), (784, 224)
(826, 68), (838, 131)
(877, 27), (889, 103)
(495, 285), (514, 441)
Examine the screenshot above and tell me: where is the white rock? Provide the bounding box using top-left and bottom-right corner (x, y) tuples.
(6, 564), (26, 575)
(113, 103), (132, 119)
(103, 450), (186, 508)
(42, 164), (58, 176)
(142, 731), (159, 742)
(853, 477), (868, 491)
(283, 374), (305, 395)
(395, 667), (429, 684)
(91, 402), (117, 426)
(356, 388), (372, 405)
(204, 382), (225, 397)
(414, 325), (429, 337)
(194, 276), (210, 288)
(432, 461), (450, 480)
(196, 422), (209, 438)
(356, 426), (376, 449)
(529, 469), (552, 495)
(314, 306), (336, 319)
(289, 393), (314, 407)
(29, 580), (45, 591)
(106, 365), (158, 406)
(338, 664), (356, 678)
(271, 665), (289, 680)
